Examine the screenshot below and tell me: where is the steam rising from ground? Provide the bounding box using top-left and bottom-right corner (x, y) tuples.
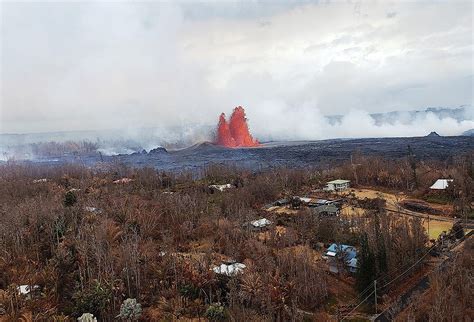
(0, 106), (472, 161)
(249, 104), (474, 141)
(0, 1), (472, 158)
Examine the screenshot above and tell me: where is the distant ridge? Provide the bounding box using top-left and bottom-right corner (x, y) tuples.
(426, 131), (441, 137)
(462, 129), (474, 137)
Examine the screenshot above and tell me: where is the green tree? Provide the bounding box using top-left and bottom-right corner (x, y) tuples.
(356, 233), (376, 294)
(63, 190), (77, 207)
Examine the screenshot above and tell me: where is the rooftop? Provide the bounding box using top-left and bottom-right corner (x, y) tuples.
(430, 179), (453, 190)
(327, 179), (350, 184)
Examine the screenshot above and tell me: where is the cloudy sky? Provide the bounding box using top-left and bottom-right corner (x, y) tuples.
(0, 0), (473, 140)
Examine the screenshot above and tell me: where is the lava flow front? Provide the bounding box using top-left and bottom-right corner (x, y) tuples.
(215, 106), (260, 147)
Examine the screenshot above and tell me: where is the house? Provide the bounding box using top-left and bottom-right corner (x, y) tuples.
(323, 243), (357, 273)
(212, 261), (246, 276)
(312, 204), (340, 217)
(324, 179), (350, 192)
(245, 218), (272, 231)
(429, 179), (453, 190)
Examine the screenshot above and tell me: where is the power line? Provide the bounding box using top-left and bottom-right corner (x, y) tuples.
(341, 289), (375, 321)
(339, 225), (467, 320)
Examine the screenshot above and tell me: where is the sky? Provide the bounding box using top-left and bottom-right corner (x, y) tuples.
(0, 0), (473, 141)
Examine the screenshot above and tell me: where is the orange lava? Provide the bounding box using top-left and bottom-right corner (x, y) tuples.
(215, 106), (259, 147)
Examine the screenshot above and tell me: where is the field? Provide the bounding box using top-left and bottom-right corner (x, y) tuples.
(342, 188), (454, 239)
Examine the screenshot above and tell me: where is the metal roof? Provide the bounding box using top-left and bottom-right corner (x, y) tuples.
(327, 179), (350, 184)
(326, 243), (357, 260)
(250, 218), (272, 228)
(430, 179), (453, 190)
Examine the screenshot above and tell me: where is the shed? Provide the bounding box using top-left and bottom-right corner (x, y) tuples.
(429, 179), (453, 190)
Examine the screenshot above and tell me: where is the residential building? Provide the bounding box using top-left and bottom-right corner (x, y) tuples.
(323, 243), (357, 273)
(324, 179), (350, 192)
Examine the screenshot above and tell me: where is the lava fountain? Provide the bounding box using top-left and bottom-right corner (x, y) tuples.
(215, 106), (260, 147)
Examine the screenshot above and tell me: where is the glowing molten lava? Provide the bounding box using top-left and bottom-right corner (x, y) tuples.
(215, 106), (259, 148)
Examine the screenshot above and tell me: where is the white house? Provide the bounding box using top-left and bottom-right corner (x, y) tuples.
(324, 179), (350, 192)
(430, 179), (453, 190)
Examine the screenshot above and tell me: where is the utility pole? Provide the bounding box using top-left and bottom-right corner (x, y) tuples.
(374, 280), (377, 314)
(428, 216), (430, 239)
(351, 154), (359, 185)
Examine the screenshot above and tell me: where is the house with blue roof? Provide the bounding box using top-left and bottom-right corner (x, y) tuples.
(323, 243), (358, 273)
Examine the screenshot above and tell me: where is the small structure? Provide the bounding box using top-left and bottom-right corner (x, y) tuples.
(32, 178), (47, 183)
(209, 184), (233, 192)
(429, 179), (453, 190)
(323, 243), (357, 274)
(212, 261), (246, 276)
(245, 218), (272, 231)
(312, 204), (340, 217)
(324, 179), (350, 192)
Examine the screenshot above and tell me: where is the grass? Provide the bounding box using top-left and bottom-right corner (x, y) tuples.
(424, 220), (452, 239)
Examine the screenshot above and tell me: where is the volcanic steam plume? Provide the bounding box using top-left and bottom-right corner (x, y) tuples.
(215, 106), (260, 147)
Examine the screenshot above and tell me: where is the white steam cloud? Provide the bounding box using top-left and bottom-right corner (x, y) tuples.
(1, 1), (472, 145)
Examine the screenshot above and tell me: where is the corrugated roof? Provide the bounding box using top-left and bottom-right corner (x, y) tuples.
(326, 243), (357, 260)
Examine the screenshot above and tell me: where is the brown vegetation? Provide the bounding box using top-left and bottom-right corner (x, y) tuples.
(0, 152), (471, 321)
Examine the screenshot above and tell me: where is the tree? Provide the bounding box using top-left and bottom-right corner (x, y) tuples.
(407, 145), (418, 189)
(63, 190), (77, 207)
(356, 233), (376, 294)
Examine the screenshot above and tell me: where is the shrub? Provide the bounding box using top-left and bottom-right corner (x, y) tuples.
(63, 191), (77, 207)
(73, 281), (111, 319)
(118, 298), (142, 320)
(205, 303), (227, 321)
(77, 313), (97, 322)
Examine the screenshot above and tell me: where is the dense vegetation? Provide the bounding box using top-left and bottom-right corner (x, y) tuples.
(0, 152), (472, 321)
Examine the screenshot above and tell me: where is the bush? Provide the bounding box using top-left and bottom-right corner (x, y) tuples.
(73, 281), (111, 319)
(205, 303), (227, 321)
(77, 313), (97, 322)
(118, 298), (142, 320)
(63, 190), (77, 207)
